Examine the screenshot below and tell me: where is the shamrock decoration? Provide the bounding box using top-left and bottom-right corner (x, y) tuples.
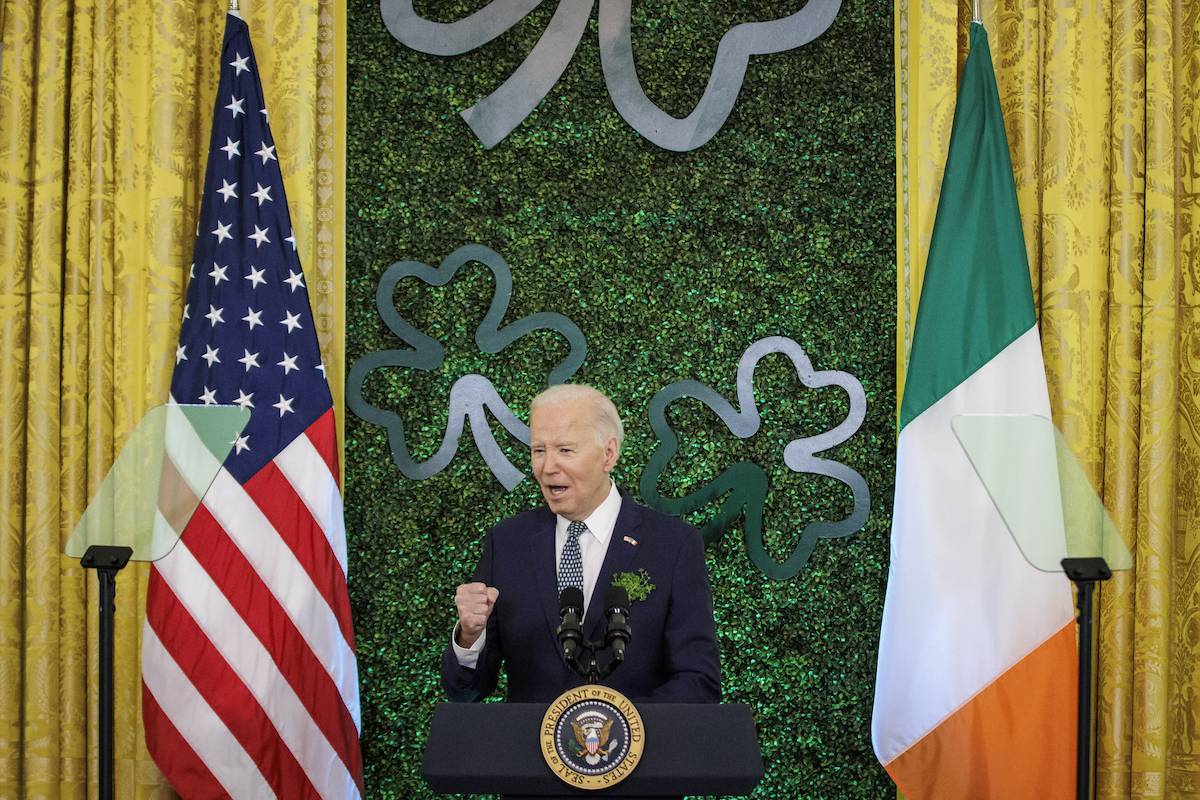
(639, 336), (869, 580)
(347, 244), (587, 490)
(612, 570), (654, 603)
(380, 0), (842, 151)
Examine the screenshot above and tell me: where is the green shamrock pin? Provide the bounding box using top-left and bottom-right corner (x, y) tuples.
(611, 569), (655, 603)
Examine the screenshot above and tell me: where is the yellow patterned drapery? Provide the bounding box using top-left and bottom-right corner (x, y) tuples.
(0, 0), (345, 796)
(898, 0), (1200, 797)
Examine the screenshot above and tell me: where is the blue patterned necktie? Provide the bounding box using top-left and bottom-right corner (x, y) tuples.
(558, 520), (587, 596)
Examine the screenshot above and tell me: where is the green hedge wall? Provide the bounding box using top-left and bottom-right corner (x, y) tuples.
(346, 1), (895, 797)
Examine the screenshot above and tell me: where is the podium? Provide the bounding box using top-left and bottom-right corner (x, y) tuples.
(423, 703), (763, 798)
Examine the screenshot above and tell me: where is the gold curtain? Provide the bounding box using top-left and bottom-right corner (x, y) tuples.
(898, 0), (1200, 797)
(0, 0), (345, 796)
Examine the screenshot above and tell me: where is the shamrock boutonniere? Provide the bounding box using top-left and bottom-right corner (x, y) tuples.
(611, 569), (655, 603)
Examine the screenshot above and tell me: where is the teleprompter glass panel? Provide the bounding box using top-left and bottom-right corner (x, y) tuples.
(65, 404), (250, 562)
(951, 414), (1131, 573)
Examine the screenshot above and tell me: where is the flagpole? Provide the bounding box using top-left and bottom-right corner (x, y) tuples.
(229, 0), (239, 10)
(972, 0), (981, 23)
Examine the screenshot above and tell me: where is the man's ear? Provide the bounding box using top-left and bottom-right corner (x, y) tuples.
(604, 438), (619, 472)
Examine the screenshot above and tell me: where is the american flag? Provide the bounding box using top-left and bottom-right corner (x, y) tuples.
(141, 11), (363, 798)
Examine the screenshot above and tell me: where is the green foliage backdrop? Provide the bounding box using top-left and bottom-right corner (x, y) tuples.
(346, 1), (895, 796)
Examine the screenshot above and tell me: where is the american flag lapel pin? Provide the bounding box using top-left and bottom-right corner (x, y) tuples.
(623, 535), (638, 546)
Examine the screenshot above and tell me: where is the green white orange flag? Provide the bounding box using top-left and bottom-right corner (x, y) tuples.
(872, 23), (1076, 798)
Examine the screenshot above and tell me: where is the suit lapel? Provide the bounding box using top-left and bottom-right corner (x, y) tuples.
(583, 497), (643, 642)
(528, 509), (562, 651)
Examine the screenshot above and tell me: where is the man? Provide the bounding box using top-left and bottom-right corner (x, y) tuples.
(441, 384), (721, 704)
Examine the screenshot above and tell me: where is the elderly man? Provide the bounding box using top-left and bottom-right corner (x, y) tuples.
(441, 384), (720, 704)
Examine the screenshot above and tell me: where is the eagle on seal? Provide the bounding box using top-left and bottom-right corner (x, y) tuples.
(572, 717), (615, 762)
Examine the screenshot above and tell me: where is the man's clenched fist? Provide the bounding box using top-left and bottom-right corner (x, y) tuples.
(455, 582), (499, 648)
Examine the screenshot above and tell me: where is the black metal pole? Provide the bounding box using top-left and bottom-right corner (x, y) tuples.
(585, 647), (600, 685)
(1075, 577), (1095, 800)
(1062, 556), (1109, 800)
(98, 566), (117, 800)
(80, 545), (132, 800)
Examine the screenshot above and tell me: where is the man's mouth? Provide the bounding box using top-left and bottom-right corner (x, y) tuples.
(547, 485), (569, 497)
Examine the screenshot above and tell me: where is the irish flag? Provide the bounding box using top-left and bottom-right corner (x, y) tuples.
(872, 22), (1076, 798)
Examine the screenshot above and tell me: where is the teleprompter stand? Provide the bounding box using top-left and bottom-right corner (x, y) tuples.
(66, 404), (249, 800)
(1062, 556), (1112, 800)
(80, 545), (133, 800)
(952, 414), (1131, 800)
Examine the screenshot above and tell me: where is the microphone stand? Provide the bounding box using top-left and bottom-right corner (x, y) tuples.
(574, 637), (623, 683)
(558, 594), (630, 684)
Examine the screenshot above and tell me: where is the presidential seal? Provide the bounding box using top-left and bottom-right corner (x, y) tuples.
(540, 685), (644, 790)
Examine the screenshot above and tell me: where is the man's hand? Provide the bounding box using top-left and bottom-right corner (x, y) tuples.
(455, 582), (499, 648)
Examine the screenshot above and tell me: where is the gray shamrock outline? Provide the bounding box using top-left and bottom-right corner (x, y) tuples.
(381, 0), (841, 151)
(640, 336), (869, 580)
(347, 244), (587, 490)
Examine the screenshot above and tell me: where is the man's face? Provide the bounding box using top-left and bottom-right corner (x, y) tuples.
(530, 398), (618, 521)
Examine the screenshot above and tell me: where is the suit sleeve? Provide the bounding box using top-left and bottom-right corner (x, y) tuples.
(440, 528), (504, 702)
(643, 527), (721, 703)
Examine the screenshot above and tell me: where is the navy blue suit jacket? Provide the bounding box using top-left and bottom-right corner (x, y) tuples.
(441, 495), (721, 704)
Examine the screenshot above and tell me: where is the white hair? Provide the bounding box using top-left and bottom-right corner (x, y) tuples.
(530, 384), (624, 450)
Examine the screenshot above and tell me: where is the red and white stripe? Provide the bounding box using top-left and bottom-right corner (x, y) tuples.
(143, 409), (363, 799)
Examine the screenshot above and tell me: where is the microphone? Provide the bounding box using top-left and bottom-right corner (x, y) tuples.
(556, 587), (585, 665)
(603, 586), (631, 663)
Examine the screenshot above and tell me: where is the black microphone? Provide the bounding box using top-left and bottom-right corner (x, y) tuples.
(556, 587), (585, 665)
(603, 586), (631, 663)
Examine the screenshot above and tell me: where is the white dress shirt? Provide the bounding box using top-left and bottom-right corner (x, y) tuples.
(452, 481), (622, 667)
